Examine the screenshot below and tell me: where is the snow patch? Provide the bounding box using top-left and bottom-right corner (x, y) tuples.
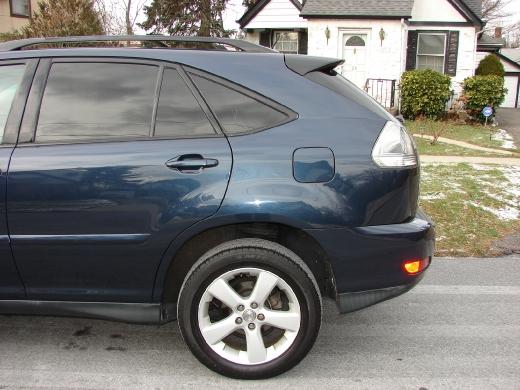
(465, 201), (519, 220)
(492, 129), (517, 149)
(470, 164), (494, 171)
(421, 192), (446, 201)
(465, 164), (520, 221)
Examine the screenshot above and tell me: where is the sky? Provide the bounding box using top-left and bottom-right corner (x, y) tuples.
(223, 0), (246, 31)
(503, 0), (520, 25)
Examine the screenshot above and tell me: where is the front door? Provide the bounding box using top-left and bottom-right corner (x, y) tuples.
(341, 34), (368, 89)
(7, 59), (232, 302)
(0, 61), (29, 299)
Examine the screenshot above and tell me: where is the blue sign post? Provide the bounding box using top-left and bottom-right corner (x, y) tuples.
(482, 106), (493, 127)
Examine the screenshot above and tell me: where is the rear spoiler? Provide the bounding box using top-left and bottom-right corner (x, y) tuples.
(284, 54), (344, 76)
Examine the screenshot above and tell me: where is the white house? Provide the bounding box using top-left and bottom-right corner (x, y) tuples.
(238, 0), (484, 108)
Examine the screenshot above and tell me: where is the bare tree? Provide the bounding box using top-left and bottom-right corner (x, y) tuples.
(121, 0), (147, 35)
(482, 0), (513, 24)
(93, 0), (146, 35)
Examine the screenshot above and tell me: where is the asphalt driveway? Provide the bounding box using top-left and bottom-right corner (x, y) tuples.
(496, 108), (520, 147)
(1, 256), (519, 389)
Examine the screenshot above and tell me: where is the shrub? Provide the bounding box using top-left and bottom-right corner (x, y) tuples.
(0, 0), (103, 41)
(400, 69), (452, 120)
(415, 116), (449, 145)
(475, 54), (505, 77)
(462, 75), (507, 117)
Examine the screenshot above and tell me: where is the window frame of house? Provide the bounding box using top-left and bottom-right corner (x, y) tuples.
(273, 31), (299, 54)
(9, 0), (31, 18)
(416, 32), (447, 74)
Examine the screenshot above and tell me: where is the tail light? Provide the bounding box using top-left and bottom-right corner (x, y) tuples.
(372, 121), (418, 168)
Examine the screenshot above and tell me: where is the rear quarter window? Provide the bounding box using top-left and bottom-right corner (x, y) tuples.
(189, 73), (293, 135)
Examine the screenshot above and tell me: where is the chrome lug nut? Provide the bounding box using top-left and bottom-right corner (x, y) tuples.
(237, 304), (245, 311)
(257, 313), (265, 321)
(250, 302), (258, 309)
(235, 317), (243, 324)
(248, 323), (256, 330)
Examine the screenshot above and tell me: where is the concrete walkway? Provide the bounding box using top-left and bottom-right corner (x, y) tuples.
(413, 133), (515, 155)
(421, 155), (520, 165)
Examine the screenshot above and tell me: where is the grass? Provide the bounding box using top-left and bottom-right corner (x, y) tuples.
(420, 163), (520, 257)
(406, 120), (513, 151)
(414, 137), (505, 157)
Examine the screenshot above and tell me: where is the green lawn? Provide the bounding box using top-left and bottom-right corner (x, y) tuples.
(406, 120), (513, 151)
(420, 163), (520, 257)
(414, 137), (504, 157)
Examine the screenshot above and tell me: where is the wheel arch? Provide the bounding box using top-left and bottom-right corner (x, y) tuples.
(155, 221), (335, 309)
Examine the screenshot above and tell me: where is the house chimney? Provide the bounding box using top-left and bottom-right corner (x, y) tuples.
(495, 27), (502, 38)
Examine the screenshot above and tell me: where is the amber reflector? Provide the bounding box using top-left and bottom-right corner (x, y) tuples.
(403, 259), (422, 274)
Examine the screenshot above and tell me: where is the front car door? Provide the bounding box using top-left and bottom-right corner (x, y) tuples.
(7, 58), (232, 302)
(0, 59), (35, 299)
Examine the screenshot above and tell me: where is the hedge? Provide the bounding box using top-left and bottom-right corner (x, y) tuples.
(400, 69), (452, 120)
(475, 54), (505, 77)
(462, 75), (507, 116)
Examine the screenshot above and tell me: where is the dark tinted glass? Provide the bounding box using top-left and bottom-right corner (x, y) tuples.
(155, 68), (215, 137)
(37, 62), (158, 142)
(190, 74), (288, 135)
(305, 70), (392, 120)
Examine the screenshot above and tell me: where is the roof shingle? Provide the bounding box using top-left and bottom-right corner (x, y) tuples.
(300, 0), (482, 19)
(300, 0), (414, 17)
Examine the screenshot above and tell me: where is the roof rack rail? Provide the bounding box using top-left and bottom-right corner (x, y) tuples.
(0, 35), (277, 53)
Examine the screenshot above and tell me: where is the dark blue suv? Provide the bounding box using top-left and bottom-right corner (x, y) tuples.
(0, 35), (434, 379)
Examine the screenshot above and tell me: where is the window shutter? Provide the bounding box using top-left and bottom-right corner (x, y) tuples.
(444, 31), (459, 76)
(259, 30), (271, 48)
(298, 30), (308, 54)
(405, 31), (418, 71)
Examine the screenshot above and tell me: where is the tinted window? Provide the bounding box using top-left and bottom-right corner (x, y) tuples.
(305, 70), (393, 121)
(0, 64), (25, 142)
(155, 68), (215, 137)
(37, 62), (158, 143)
(190, 74), (289, 135)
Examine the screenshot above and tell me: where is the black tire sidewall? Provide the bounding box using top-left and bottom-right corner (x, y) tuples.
(178, 245), (321, 379)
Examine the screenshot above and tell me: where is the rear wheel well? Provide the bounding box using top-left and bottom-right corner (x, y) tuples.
(161, 223), (334, 305)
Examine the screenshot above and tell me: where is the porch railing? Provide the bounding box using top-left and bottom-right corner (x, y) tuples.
(364, 79), (397, 109)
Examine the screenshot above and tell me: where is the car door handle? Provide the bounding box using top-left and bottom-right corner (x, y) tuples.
(165, 155), (219, 172)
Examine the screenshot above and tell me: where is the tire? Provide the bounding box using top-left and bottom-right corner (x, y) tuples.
(177, 238), (322, 379)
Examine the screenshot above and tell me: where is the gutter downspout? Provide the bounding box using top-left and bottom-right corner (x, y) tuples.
(399, 18), (407, 113)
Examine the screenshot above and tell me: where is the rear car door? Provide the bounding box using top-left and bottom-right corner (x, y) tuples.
(0, 59), (35, 299)
(7, 58), (232, 302)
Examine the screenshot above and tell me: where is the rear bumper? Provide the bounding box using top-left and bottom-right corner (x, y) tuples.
(305, 209), (434, 313)
(336, 270), (426, 313)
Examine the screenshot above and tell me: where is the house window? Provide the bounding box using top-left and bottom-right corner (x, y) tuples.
(273, 31), (299, 54)
(416, 33), (446, 74)
(10, 0), (31, 17)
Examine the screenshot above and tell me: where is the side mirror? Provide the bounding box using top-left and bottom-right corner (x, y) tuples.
(395, 114), (405, 124)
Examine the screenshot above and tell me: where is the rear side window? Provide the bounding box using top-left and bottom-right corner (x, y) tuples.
(36, 62), (158, 143)
(189, 73), (290, 135)
(0, 64), (25, 142)
(155, 68), (215, 137)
